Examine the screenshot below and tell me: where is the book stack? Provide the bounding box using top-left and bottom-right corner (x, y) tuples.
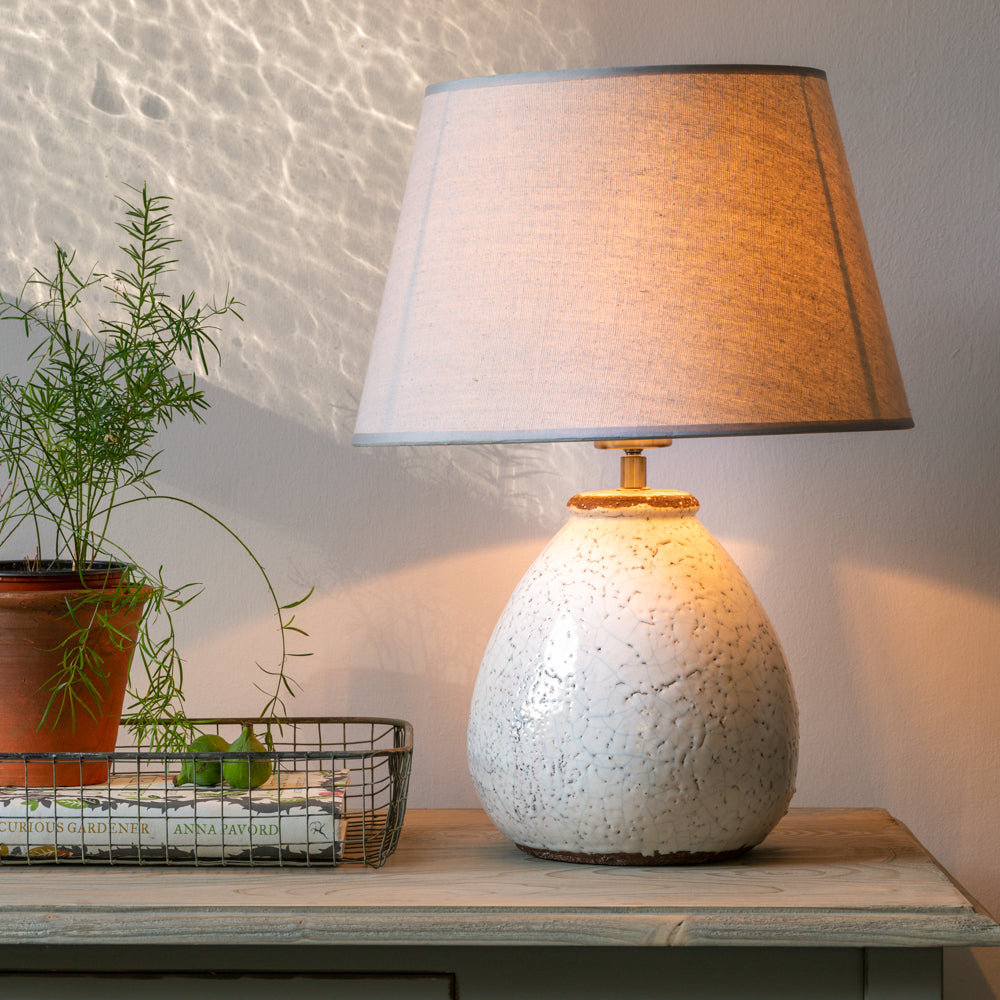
(0, 769), (348, 864)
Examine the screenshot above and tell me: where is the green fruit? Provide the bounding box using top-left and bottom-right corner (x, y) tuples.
(174, 734), (229, 787)
(222, 724), (273, 789)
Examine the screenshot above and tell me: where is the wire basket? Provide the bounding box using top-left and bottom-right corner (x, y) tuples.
(0, 717), (412, 868)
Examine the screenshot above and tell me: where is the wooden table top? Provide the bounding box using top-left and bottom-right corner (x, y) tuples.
(0, 807), (997, 948)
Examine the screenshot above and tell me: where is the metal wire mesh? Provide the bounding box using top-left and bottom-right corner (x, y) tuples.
(0, 718), (412, 867)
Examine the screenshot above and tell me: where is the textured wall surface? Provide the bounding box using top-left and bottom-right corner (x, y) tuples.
(0, 2), (996, 996)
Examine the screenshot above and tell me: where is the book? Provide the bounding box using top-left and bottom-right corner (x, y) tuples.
(0, 769), (348, 864)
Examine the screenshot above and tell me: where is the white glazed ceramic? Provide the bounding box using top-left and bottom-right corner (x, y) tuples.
(467, 490), (798, 863)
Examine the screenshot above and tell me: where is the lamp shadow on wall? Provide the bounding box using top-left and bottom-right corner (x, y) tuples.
(149, 383), (564, 805)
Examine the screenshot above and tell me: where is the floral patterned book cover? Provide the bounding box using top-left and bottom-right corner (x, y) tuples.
(0, 769), (348, 863)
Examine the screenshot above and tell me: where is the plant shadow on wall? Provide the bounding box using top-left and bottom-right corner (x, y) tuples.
(0, 184), (310, 764)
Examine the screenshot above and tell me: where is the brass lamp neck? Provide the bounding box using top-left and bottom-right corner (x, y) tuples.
(620, 449), (647, 489)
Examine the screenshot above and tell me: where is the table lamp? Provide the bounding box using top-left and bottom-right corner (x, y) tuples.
(353, 65), (912, 864)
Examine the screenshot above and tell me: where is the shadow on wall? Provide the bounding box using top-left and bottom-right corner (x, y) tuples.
(151, 379), (574, 588)
(0, 0), (599, 570)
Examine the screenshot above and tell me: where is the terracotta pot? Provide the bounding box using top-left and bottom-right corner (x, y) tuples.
(0, 563), (149, 786)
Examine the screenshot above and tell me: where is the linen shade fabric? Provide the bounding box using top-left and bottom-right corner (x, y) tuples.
(353, 65), (911, 446)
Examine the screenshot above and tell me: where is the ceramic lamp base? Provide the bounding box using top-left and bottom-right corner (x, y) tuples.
(467, 489), (798, 864)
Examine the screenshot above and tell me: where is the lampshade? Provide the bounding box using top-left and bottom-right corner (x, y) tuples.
(354, 64), (911, 445)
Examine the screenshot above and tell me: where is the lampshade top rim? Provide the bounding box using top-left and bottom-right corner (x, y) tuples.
(425, 64), (827, 96)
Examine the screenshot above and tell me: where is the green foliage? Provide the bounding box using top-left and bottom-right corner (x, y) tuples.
(0, 184), (307, 747)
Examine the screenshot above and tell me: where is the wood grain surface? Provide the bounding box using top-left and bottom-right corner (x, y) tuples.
(0, 807), (996, 948)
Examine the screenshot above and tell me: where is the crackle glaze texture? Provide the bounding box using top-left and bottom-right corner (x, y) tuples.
(467, 492), (798, 862)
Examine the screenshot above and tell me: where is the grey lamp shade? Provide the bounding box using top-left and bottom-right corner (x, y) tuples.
(353, 65), (912, 445)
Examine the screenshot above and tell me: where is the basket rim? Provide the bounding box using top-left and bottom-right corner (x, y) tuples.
(0, 717), (414, 760)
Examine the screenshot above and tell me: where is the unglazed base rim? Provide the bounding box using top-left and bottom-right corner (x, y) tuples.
(515, 842), (756, 866)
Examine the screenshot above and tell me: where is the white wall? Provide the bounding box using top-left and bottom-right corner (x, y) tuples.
(0, 1), (996, 996)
